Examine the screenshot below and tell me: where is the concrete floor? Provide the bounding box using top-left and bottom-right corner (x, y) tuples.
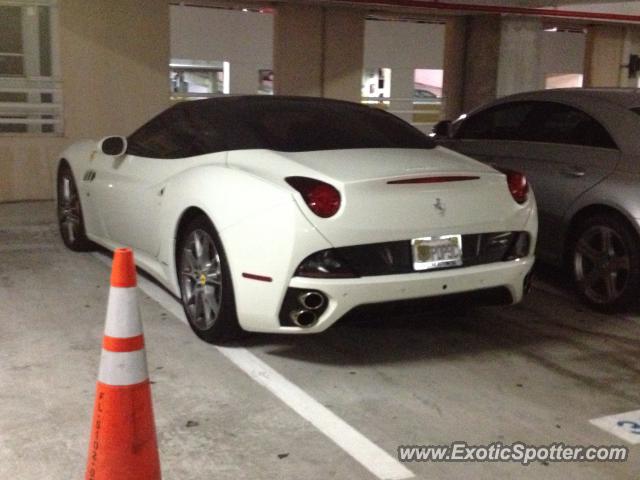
(1, 201), (639, 479)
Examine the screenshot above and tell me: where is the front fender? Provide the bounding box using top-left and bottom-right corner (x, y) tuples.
(563, 174), (640, 242)
(56, 140), (96, 183)
(55, 140), (99, 233)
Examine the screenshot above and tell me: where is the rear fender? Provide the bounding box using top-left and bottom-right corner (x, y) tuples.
(155, 165), (298, 296)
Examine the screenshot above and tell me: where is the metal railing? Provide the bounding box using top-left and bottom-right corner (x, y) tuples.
(362, 97), (443, 133)
(0, 77), (63, 135)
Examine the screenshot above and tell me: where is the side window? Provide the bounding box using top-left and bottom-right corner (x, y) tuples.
(127, 106), (205, 158)
(455, 102), (536, 141)
(526, 102), (617, 149)
(455, 100), (617, 149)
(184, 106), (229, 154)
(127, 104), (230, 158)
(128, 109), (180, 158)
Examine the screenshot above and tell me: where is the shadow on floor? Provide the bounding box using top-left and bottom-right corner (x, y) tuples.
(93, 245), (640, 403)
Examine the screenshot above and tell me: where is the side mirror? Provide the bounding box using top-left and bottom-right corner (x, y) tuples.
(98, 136), (127, 157)
(431, 120), (452, 139)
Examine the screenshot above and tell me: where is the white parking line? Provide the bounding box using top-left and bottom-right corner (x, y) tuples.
(590, 410), (640, 444)
(91, 252), (414, 480)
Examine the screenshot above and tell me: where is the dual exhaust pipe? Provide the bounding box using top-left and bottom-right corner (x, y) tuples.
(289, 291), (326, 328)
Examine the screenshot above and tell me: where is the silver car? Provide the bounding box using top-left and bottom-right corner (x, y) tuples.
(436, 88), (640, 310)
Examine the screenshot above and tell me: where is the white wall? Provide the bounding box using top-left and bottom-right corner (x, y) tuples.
(363, 19), (445, 124)
(170, 5), (273, 94)
(363, 20), (445, 70)
(541, 30), (586, 76)
(0, 0), (170, 202)
(170, 9), (447, 98)
(209, 13), (584, 96)
(497, 18), (544, 97)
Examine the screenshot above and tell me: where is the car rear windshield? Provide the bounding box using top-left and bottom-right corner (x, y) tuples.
(127, 97), (434, 159)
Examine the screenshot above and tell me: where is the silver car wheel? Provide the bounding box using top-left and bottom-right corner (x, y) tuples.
(574, 225), (631, 305)
(58, 173), (81, 245)
(180, 229), (223, 331)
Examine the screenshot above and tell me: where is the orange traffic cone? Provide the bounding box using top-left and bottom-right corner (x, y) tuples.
(85, 248), (161, 480)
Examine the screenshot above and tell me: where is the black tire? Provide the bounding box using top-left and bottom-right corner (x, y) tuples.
(177, 215), (243, 343)
(57, 162), (93, 251)
(569, 214), (640, 311)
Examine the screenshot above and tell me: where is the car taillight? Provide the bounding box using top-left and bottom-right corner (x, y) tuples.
(285, 176), (341, 218)
(498, 168), (529, 204)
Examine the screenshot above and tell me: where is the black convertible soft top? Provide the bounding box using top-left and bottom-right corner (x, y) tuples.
(126, 96), (434, 159)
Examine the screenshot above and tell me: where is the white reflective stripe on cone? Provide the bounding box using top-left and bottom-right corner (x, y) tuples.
(98, 350), (149, 386)
(104, 287), (143, 338)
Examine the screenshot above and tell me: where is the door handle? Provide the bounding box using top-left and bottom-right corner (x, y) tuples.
(561, 166), (585, 178)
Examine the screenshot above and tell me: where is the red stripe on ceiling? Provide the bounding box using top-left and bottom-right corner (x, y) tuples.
(388, 175), (480, 184)
(335, 0), (640, 23)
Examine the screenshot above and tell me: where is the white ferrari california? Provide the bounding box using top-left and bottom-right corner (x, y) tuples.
(56, 96), (537, 342)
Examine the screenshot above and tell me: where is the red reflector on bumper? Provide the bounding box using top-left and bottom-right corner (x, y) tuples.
(242, 273), (273, 282)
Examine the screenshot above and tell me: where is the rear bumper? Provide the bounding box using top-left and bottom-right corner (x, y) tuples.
(249, 256), (534, 333)
(223, 193), (537, 334)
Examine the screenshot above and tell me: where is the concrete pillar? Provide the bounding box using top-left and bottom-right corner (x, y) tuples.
(273, 5), (324, 96)
(584, 25), (626, 87)
(60, 0), (170, 139)
(444, 15), (552, 118)
(323, 8), (365, 102)
(497, 18), (544, 97)
(441, 15), (501, 118)
(273, 5), (364, 101)
(442, 17), (466, 120)
(461, 15), (501, 114)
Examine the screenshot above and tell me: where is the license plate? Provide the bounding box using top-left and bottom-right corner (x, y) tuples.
(411, 234), (463, 271)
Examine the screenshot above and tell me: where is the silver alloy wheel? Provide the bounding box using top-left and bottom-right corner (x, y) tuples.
(58, 173), (81, 244)
(180, 229), (223, 331)
(574, 225), (631, 304)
